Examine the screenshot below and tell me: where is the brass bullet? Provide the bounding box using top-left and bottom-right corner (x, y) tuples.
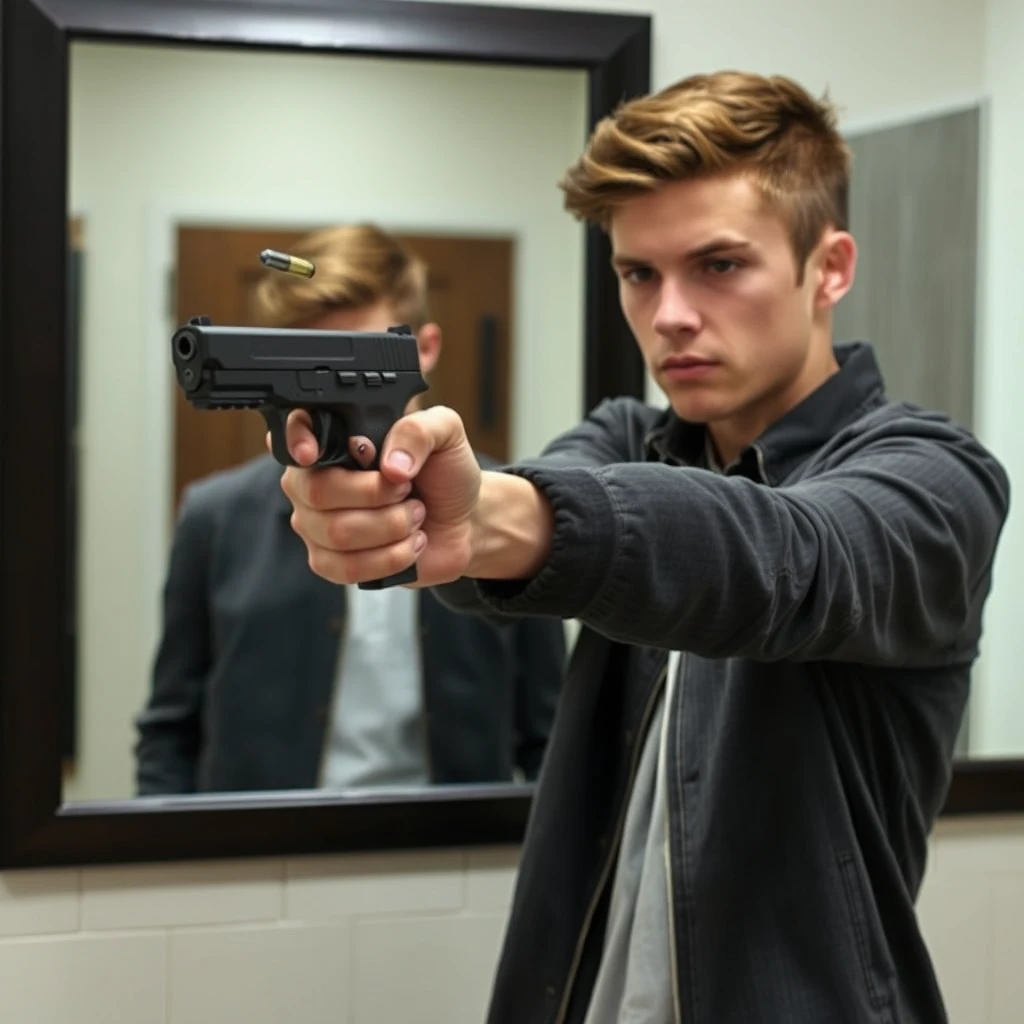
(259, 248), (315, 278)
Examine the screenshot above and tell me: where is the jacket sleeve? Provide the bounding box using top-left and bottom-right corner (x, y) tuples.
(471, 416), (1011, 668)
(512, 616), (568, 780)
(133, 485), (215, 794)
(432, 397), (643, 622)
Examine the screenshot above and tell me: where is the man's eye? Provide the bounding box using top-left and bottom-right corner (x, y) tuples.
(705, 259), (739, 274)
(624, 267), (653, 284)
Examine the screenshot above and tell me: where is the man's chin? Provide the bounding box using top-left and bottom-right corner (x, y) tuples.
(666, 391), (733, 425)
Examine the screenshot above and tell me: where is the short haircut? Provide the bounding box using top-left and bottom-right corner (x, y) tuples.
(559, 70), (851, 273)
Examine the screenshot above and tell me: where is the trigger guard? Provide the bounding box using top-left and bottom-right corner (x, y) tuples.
(311, 409), (356, 468)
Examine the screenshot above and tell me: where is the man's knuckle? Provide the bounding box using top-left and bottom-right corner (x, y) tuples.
(390, 546), (414, 574)
(307, 546), (328, 577)
(306, 473), (329, 509)
(400, 420), (425, 448)
(430, 404), (457, 427)
(325, 514), (349, 550)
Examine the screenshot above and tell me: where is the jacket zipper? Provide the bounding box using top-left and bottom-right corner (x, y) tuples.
(662, 652), (685, 1024)
(553, 656), (669, 1024)
(752, 443), (769, 484)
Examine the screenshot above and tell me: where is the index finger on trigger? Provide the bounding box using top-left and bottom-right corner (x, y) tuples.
(285, 409), (319, 466)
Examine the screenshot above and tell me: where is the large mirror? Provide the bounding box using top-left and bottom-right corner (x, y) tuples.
(0, 0), (650, 867)
(64, 39), (591, 805)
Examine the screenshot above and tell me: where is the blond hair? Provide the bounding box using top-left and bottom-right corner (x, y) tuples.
(250, 223), (430, 328)
(559, 71), (851, 273)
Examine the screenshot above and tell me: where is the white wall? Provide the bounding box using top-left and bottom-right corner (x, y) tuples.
(402, 0), (985, 123)
(967, 0), (1024, 756)
(1, 821), (1023, 1023)
(8, 0), (1019, 1022)
(65, 41), (587, 801)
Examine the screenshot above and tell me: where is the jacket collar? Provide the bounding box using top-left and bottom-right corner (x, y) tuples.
(643, 341), (887, 484)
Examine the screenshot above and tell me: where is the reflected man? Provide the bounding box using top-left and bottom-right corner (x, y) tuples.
(133, 223), (567, 795)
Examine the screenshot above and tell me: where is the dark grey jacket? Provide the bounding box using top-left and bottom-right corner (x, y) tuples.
(134, 453), (567, 794)
(438, 342), (1010, 1024)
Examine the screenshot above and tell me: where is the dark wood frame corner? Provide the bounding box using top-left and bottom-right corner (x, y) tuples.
(0, 0), (651, 869)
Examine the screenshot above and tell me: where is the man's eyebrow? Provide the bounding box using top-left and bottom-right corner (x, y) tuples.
(610, 254), (649, 270)
(611, 238), (755, 269)
(685, 238), (755, 260)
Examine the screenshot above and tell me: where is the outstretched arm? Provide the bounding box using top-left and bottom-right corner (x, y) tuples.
(467, 419), (1010, 667)
(431, 397), (645, 620)
(280, 402), (1009, 669)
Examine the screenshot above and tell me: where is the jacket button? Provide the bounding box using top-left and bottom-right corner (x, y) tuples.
(328, 616), (343, 632)
(314, 705), (328, 722)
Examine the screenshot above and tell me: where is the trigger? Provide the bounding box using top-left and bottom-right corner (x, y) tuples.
(311, 409), (355, 468)
(313, 410), (333, 461)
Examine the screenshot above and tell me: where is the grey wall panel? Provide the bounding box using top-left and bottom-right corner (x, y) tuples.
(832, 106), (982, 757)
(833, 105), (980, 430)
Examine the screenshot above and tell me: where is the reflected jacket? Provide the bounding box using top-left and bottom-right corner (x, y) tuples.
(134, 452), (567, 794)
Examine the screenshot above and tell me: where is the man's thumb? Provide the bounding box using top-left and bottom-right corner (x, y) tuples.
(380, 406), (466, 482)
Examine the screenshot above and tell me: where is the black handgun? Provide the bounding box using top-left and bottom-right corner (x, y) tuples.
(171, 315), (428, 590)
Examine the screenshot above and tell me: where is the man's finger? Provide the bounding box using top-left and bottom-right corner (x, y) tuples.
(290, 498), (425, 552)
(281, 464), (412, 512)
(304, 532), (428, 587)
(380, 406), (468, 483)
(285, 409), (319, 466)
(347, 435), (377, 469)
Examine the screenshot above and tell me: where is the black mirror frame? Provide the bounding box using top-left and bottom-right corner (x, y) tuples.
(0, 0), (1019, 871)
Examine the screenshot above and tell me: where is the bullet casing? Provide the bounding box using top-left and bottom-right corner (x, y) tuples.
(259, 248), (316, 278)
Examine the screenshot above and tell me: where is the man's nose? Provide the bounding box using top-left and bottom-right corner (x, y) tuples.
(652, 281), (701, 336)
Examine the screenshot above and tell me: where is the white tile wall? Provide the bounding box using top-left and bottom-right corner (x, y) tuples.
(0, 822), (1020, 1024)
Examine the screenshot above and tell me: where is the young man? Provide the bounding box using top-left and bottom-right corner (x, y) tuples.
(279, 74), (1010, 1022)
(134, 223), (566, 796)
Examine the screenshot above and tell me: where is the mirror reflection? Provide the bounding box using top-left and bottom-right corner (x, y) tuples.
(65, 39), (587, 802)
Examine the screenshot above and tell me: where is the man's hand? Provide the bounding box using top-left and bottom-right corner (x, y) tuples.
(279, 405), (482, 587)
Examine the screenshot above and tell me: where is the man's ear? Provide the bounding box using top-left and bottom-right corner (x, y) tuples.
(416, 321), (443, 375)
(814, 229), (857, 311)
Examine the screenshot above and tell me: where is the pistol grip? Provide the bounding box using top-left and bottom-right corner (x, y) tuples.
(261, 404), (419, 591)
(358, 563), (419, 590)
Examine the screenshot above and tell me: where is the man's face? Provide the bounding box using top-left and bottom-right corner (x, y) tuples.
(609, 174), (854, 440)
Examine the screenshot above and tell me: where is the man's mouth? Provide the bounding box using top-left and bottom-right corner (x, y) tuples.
(661, 354), (718, 370)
